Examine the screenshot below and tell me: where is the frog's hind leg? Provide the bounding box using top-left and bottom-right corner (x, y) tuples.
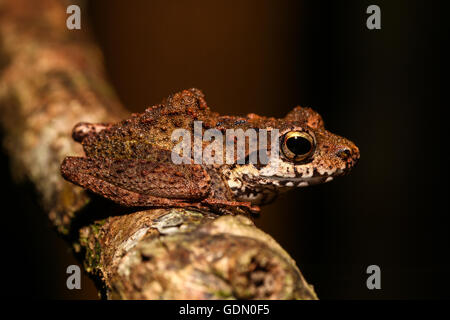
(72, 122), (113, 142)
(63, 168), (192, 208)
(60, 156), (211, 208)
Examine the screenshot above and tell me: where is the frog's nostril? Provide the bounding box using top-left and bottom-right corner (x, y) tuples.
(336, 148), (351, 160)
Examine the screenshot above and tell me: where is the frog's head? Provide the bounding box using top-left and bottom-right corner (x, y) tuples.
(224, 106), (360, 205)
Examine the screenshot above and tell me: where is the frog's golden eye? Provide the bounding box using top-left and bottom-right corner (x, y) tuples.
(281, 131), (315, 162)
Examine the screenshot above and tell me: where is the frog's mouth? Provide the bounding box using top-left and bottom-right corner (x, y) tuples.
(259, 168), (346, 187)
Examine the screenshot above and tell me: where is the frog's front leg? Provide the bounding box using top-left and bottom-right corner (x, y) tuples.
(201, 198), (260, 215)
(72, 122), (113, 142)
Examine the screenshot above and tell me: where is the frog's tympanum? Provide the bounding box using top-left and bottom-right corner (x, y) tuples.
(61, 88), (359, 215)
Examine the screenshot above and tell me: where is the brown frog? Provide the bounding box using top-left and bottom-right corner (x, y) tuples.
(61, 88), (359, 215)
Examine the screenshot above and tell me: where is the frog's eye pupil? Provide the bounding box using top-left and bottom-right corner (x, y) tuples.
(286, 136), (312, 155)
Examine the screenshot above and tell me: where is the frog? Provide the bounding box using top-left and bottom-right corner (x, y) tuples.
(61, 88), (359, 215)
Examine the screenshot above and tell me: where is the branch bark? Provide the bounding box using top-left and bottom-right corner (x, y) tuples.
(0, 0), (317, 299)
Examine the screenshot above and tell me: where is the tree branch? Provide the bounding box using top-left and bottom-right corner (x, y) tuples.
(0, 0), (317, 299)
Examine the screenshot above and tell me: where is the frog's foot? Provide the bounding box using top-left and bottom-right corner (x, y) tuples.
(201, 198), (260, 215)
(72, 122), (113, 142)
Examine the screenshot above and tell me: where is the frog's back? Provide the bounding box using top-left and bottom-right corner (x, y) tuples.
(80, 88), (218, 161)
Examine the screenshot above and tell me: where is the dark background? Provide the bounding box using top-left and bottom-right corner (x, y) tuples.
(0, 0), (448, 299)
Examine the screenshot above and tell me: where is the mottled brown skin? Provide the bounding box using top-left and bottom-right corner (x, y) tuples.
(61, 88), (360, 215)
